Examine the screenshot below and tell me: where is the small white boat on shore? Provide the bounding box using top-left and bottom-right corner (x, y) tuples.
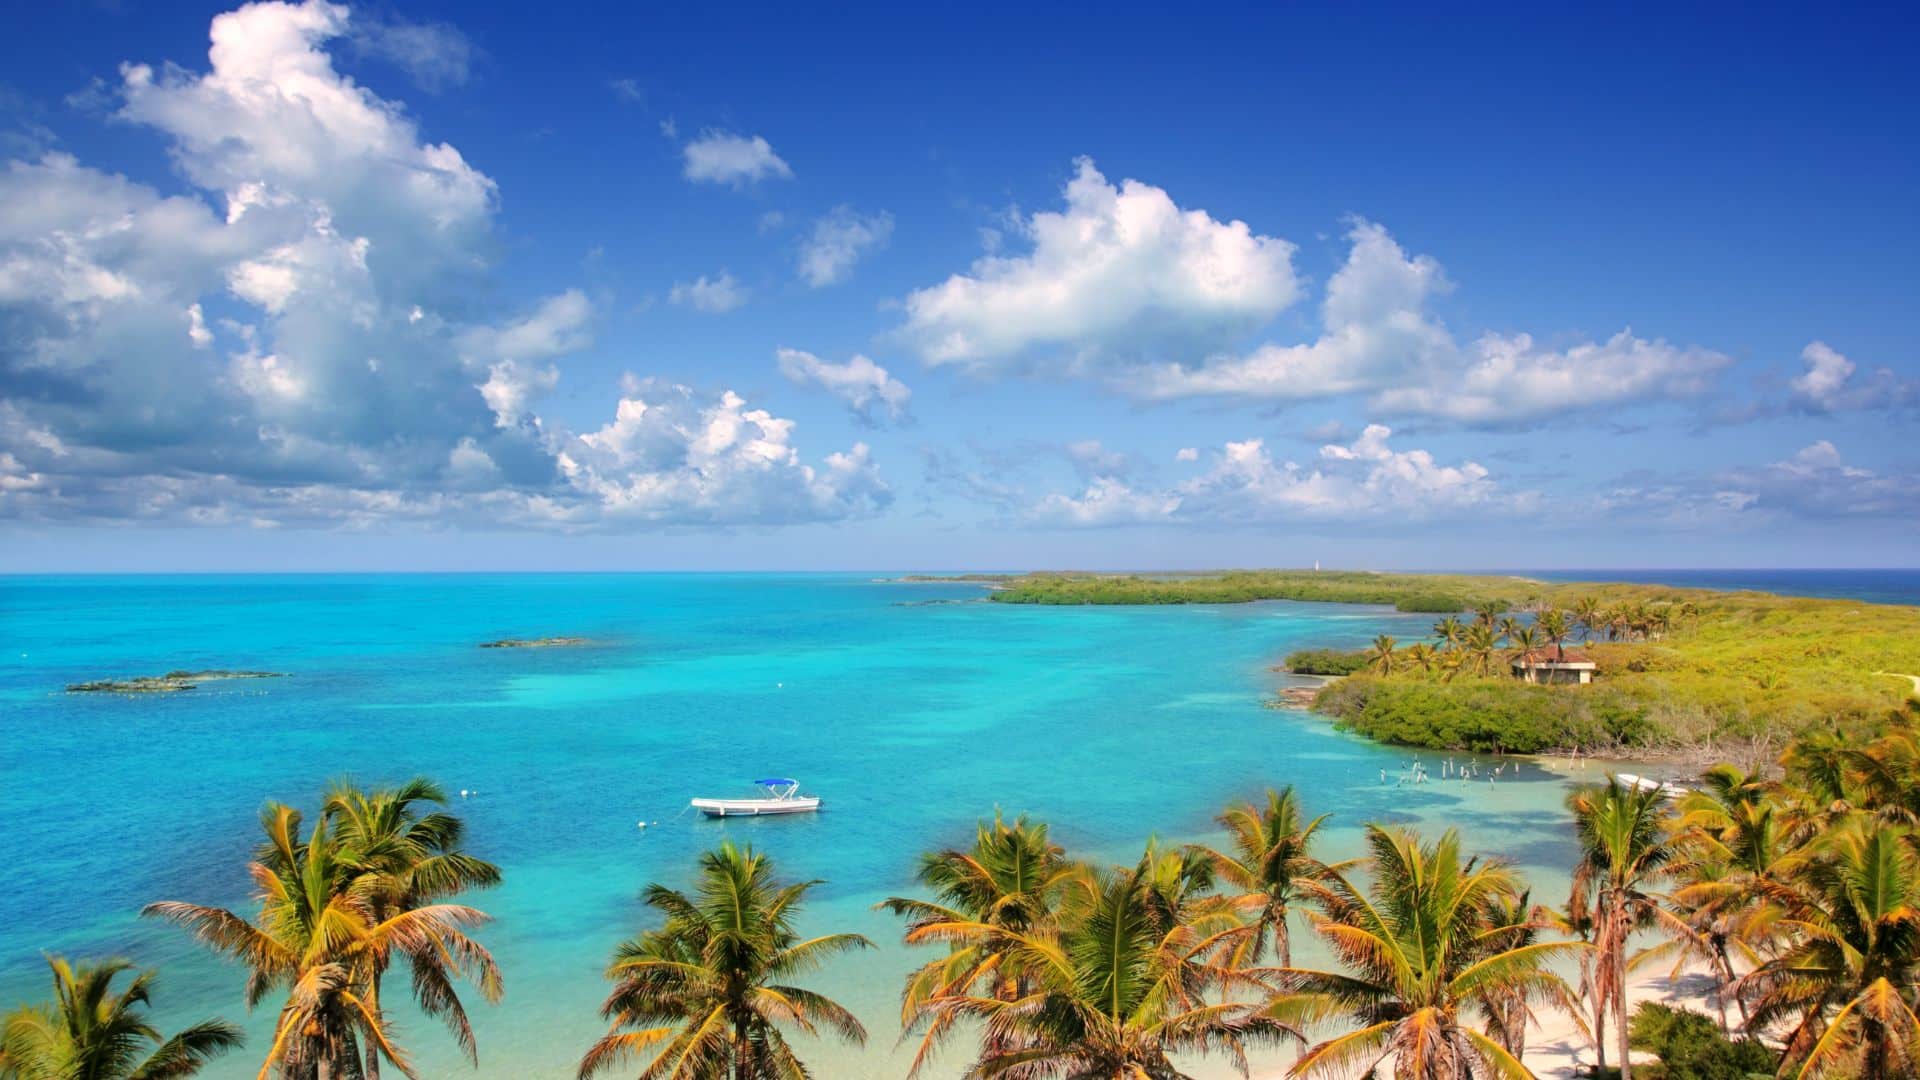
(691, 778), (821, 817)
(1617, 773), (1689, 799)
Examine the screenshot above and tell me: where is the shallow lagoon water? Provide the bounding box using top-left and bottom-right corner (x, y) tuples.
(1, 574), (1610, 1077)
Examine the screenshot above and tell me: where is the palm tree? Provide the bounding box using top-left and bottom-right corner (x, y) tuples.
(579, 842), (871, 1079)
(1191, 788), (1333, 969)
(1571, 596), (1605, 642)
(1432, 616), (1466, 650)
(0, 956), (242, 1079)
(1475, 888), (1564, 1061)
(1507, 625), (1542, 653)
(917, 852), (1294, 1078)
(1617, 602), (1650, 642)
(1737, 820), (1920, 1079)
(1496, 616), (1522, 645)
(1367, 634), (1398, 676)
(145, 802), (499, 1079)
(1403, 643), (1437, 674)
(879, 813), (1075, 1072)
(1264, 825), (1582, 1079)
(1567, 778), (1684, 1080)
(1507, 626), (1544, 682)
(1472, 601), (1502, 629)
(1537, 609), (1573, 661)
(1780, 730), (1869, 838)
(1438, 650), (1467, 684)
(1832, 728), (1920, 826)
(1660, 765), (1798, 1032)
(1461, 624), (1500, 677)
(324, 778), (503, 1077)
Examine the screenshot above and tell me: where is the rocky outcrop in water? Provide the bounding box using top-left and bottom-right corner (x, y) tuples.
(892, 598), (988, 607)
(1270, 686), (1322, 710)
(66, 670), (285, 693)
(478, 637), (591, 649)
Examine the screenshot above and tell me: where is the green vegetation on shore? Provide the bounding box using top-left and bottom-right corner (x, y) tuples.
(1312, 584), (1920, 754)
(1281, 647), (1373, 676)
(23, 721), (1920, 1078)
(987, 569), (1541, 612)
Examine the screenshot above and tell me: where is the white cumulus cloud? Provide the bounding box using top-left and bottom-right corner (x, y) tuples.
(899, 157), (1300, 371)
(1789, 341), (1916, 413)
(559, 383), (889, 525)
(0, 1), (883, 531)
(1137, 221), (1730, 425)
(897, 161), (1732, 426)
(1028, 423), (1515, 527)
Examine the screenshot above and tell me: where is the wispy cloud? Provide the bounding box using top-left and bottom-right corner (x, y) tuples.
(668, 271), (748, 314)
(797, 206), (892, 287)
(777, 348), (911, 425)
(350, 13), (479, 92)
(681, 130), (791, 187)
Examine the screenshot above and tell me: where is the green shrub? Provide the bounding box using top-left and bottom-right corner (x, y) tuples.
(1627, 1002), (1775, 1080)
(1393, 593), (1467, 613)
(1283, 649), (1371, 676)
(1317, 677), (1608, 753)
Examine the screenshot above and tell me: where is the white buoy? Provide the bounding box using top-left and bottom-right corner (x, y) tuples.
(459, 789), (469, 798)
(637, 821), (647, 829)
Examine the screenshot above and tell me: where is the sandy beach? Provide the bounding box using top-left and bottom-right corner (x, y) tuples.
(1522, 964), (1724, 1078)
(1251, 962), (1725, 1078)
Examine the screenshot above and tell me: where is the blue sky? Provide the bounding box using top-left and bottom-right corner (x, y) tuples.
(2, 1), (1916, 571)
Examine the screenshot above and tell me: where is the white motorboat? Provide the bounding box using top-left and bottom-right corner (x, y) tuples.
(691, 778), (821, 817)
(1616, 773), (1689, 799)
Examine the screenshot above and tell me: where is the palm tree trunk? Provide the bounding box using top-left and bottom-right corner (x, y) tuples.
(1592, 991), (1608, 1077)
(1614, 944), (1632, 1080)
(1714, 941), (1749, 1026)
(1274, 906), (1291, 969)
(366, 970), (383, 1080)
(734, 1012), (751, 1080)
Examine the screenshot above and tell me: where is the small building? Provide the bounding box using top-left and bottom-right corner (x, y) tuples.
(1511, 647), (1597, 685)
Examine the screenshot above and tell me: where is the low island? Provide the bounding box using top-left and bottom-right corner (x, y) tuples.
(478, 636), (592, 649)
(973, 570), (1920, 759)
(66, 670), (285, 693)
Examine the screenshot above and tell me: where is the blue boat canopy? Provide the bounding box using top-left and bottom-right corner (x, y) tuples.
(755, 778), (798, 786)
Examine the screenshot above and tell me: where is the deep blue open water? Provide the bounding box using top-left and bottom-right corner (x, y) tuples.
(1522, 567), (1920, 606)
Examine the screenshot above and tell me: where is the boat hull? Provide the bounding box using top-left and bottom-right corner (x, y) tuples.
(1616, 773), (1687, 799)
(690, 797), (821, 817)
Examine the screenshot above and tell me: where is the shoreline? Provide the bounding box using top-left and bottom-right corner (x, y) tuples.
(921, 567), (1920, 764)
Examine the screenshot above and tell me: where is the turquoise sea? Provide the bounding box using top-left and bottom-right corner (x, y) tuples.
(0, 572), (1868, 1078)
